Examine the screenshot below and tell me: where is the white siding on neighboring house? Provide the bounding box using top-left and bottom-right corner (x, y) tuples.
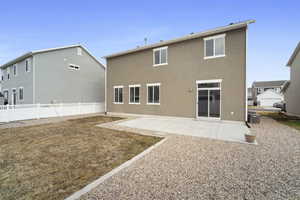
(257, 90), (284, 107)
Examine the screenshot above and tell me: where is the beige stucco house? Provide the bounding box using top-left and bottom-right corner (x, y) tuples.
(283, 42), (300, 116)
(104, 20), (255, 121)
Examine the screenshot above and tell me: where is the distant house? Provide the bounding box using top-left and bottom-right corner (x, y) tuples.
(247, 88), (253, 105)
(257, 90), (284, 107)
(0, 45), (105, 105)
(251, 80), (286, 105)
(283, 42), (300, 116)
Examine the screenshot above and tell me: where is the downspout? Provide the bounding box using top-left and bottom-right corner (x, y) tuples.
(32, 56), (36, 104)
(245, 26), (248, 122)
(104, 61), (107, 114)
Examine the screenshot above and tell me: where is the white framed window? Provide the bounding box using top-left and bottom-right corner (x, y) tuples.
(25, 60), (30, 72)
(204, 34), (225, 59)
(7, 67), (10, 80)
(113, 86), (123, 104)
(153, 46), (168, 66)
(129, 84), (140, 104)
(68, 64), (80, 71)
(77, 47), (82, 56)
(19, 87), (24, 101)
(13, 64), (17, 76)
(147, 83), (160, 105)
(3, 90), (8, 104)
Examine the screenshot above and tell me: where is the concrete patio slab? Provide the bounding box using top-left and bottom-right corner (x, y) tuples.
(116, 116), (251, 144)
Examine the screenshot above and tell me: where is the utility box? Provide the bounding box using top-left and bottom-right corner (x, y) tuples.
(248, 112), (260, 124)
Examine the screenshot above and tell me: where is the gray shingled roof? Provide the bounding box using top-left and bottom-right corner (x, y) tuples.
(252, 80), (287, 88)
(0, 44), (105, 69)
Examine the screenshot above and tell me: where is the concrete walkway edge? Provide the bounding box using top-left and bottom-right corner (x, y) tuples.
(65, 137), (168, 200)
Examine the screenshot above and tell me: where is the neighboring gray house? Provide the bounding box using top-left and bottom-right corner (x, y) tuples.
(0, 45), (105, 105)
(251, 80), (286, 105)
(105, 20), (255, 122)
(247, 88), (253, 106)
(283, 42), (300, 116)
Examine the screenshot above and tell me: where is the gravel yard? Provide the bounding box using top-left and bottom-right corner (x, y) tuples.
(81, 117), (300, 200)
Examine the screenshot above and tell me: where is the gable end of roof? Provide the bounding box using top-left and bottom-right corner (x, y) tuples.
(287, 42), (300, 67)
(0, 44), (105, 69)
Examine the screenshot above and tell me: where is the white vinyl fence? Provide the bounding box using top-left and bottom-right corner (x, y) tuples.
(0, 102), (105, 123)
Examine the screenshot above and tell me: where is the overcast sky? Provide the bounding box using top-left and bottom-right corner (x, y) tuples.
(1, 0), (299, 86)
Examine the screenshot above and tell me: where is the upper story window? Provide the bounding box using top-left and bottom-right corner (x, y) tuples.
(114, 86), (123, 104)
(7, 67), (10, 80)
(25, 60), (30, 72)
(129, 84), (140, 104)
(13, 64), (17, 76)
(204, 34), (225, 59)
(153, 47), (168, 66)
(68, 64), (80, 71)
(147, 83), (160, 105)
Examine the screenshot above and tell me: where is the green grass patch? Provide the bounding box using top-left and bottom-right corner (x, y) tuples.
(261, 112), (300, 131)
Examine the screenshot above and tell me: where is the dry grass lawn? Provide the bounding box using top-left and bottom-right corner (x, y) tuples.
(0, 116), (161, 200)
(259, 112), (300, 132)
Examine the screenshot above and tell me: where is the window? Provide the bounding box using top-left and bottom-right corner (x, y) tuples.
(7, 67), (10, 80)
(153, 47), (168, 66)
(13, 64), (17, 76)
(3, 90), (8, 99)
(147, 83), (160, 104)
(1, 75), (3, 81)
(198, 82), (220, 88)
(25, 60), (30, 72)
(114, 86), (123, 104)
(77, 47), (82, 56)
(19, 87), (24, 100)
(129, 85), (140, 104)
(3, 90), (8, 104)
(68, 64), (80, 70)
(204, 34), (225, 59)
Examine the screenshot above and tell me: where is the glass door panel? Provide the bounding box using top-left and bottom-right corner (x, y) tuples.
(198, 90), (208, 117)
(209, 90), (220, 118)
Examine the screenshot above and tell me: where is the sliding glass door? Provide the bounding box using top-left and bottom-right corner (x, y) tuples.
(197, 81), (221, 119)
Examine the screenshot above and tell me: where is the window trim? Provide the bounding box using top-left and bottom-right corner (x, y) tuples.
(147, 83), (161, 105)
(12, 88), (17, 105)
(113, 85), (124, 104)
(68, 64), (80, 71)
(129, 84), (141, 104)
(153, 46), (168, 67)
(3, 89), (9, 99)
(204, 34), (226, 59)
(19, 87), (24, 101)
(25, 59), (30, 72)
(7, 67), (10, 80)
(13, 64), (17, 76)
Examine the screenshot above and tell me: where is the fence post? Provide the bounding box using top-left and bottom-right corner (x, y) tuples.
(78, 102), (81, 115)
(60, 103), (63, 117)
(36, 103), (40, 119)
(6, 105), (10, 123)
